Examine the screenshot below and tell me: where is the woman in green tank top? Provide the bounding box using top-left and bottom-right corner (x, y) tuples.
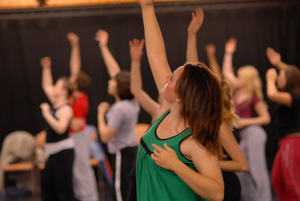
(135, 1), (225, 200)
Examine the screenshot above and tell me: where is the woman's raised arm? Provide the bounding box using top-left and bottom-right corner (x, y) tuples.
(129, 38), (160, 120)
(186, 8), (204, 63)
(95, 29), (121, 78)
(138, 0), (171, 91)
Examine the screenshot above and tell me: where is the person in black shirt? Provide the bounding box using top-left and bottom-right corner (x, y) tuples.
(266, 65), (300, 201)
(40, 56), (75, 201)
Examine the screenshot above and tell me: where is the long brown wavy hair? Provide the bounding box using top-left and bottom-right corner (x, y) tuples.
(176, 62), (224, 159)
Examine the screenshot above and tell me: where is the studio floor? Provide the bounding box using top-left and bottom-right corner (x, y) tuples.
(1, 166), (113, 201)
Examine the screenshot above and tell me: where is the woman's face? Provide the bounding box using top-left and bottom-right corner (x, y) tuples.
(108, 78), (118, 96)
(277, 69), (287, 90)
(162, 66), (184, 103)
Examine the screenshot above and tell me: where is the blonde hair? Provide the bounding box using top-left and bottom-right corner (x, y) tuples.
(237, 65), (263, 100)
(221, 80), (239, 127)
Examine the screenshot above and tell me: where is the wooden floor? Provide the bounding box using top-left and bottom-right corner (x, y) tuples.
(1, 166), (113, 201)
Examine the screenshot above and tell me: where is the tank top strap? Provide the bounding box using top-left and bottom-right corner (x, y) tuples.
(153, 109), (170, 127)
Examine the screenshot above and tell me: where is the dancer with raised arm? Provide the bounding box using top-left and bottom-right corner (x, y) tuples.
(205, 44), (222, 78)
(66, 32), (99, 201)
(222, 38), (272, 201)
(266, 66), (300, 201)
(136, 1), (224, 201)
(95, 29), (140, 201)
(186, 8), (248, 201)
(40, 56), (75, 201)
(130, 38), (160, 124)
(266, 47), (289, 70)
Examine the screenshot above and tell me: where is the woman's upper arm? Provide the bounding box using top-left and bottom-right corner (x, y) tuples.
(135, 90), (160, 118)
(254, 100), (270, 116)
(268, 91), (292, 107)
(253, 100), (271, 125)
(150, 62), (172, 91)
(220, 123), (242, 160)
(191, 144), (223, 185)
(43, 86), (56, 104)
(58, 106), (73, 131)
(219, 123), (248, 171)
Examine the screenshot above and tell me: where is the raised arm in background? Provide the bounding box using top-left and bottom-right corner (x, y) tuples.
(95, 29), (121, 78)
(186, 11), (246, 172)
(205, 44), (222, 79)
(40, 57), (55, 104)
(205, 48), (247, 171)
(185, 8), (222, 78)
(222, 38), (244, 90)
(186, 8), (204, 63)
(266, 47), (289, 70)
(186, 10), (245, 172)
(129, 38), (160, 121)
(266, 68), (292, 107)
(67, 32), (81, 82)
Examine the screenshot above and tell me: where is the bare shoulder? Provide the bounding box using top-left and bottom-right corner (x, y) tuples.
(180, 136), (207, 160)
(60, 104), (73, 111)
(58, 105), (73, 116)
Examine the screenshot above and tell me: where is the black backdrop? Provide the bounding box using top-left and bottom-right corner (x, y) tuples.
(0, 0), (299, 170)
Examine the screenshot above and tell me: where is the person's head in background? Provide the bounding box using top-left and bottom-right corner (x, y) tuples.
(108, 70), (134, 101)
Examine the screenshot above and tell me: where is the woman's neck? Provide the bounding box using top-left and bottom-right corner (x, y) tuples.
(114, 95), (121, 103)
(169, 104), (187, 131)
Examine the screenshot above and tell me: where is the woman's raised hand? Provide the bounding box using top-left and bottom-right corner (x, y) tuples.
(187, 8), (204, 34)
(95, 29), (109, 47)
(40, 57), (51, 68)
(67, 32), (79, 46)
(266, 47), (281, 67)
(266, 68), (278, 82)
(129, 38), (145, 61)
(205, 44), (216, 56)
(225, 38), (237, 54)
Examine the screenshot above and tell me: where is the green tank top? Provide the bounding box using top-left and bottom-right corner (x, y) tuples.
(136, 110), (207, 201)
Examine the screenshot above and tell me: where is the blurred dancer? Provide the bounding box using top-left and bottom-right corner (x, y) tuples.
(40, 56), (75, 201)
(95, 29), (139, 201)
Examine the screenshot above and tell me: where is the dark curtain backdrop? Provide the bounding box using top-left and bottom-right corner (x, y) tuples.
(0, 0), (299, 169)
